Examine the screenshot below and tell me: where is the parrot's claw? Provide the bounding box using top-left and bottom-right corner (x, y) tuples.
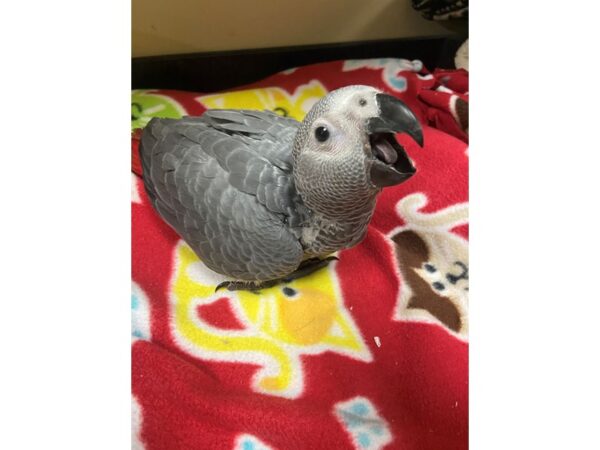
(214, 256), (338, 293)
(214, 279), (279, 294)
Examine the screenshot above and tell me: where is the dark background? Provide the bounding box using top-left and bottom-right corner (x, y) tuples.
(132, 35), (466, 92)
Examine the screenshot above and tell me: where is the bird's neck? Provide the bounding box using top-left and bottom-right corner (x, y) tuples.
(298, 177), (379, 220)
(300, 191), (378, 256)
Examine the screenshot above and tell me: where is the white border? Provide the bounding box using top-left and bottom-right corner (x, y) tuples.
(471, 3), (600, 448)
(1, 1), (130, 448)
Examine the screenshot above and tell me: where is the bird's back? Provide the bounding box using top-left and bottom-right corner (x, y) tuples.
(139, 110), (308, 281)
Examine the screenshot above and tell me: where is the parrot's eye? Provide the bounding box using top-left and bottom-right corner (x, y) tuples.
(359, 98), (367, 106)
(315, 126), (329, 142)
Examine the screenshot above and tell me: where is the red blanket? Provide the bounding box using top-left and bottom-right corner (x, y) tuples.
(131, 58), (469, 450)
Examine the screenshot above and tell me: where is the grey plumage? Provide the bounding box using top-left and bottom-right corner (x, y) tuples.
(140, 86), (423, 283)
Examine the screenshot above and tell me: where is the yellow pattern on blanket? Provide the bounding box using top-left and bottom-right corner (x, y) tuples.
(170, 242), (371, 398)
(196, 81), (328, 121)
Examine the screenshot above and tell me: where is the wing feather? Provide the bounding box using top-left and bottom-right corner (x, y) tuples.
(139, 111), (308, 281)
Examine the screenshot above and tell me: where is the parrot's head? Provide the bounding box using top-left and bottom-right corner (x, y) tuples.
(292, 85), (424, 218)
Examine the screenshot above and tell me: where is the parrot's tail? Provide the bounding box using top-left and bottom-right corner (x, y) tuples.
(131, 128), (144, 177)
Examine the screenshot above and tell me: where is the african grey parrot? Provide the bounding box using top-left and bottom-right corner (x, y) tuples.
(140, 85), (423, 291)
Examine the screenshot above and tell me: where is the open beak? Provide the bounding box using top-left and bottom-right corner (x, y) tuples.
(366, 94), (424, 188)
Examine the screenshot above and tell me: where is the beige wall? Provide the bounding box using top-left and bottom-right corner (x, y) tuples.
(132, 0), (450, 58)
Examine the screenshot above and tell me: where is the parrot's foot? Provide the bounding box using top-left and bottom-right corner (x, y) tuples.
(214, 256), (338, 293)
(282, 256), (338, 282)
(215, 279), (280, 294)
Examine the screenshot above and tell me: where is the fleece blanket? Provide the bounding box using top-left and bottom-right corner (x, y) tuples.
(131, 58), (469, 450)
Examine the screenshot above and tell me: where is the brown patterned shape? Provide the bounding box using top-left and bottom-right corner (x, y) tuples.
(455, 98), (468, 133)
(391, 230), (462, 332)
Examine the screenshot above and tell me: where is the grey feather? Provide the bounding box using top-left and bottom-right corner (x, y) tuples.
(139, 86), (420, 282)
(140, 111), (307, 281)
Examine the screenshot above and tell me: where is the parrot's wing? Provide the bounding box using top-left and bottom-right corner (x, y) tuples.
(139, 111), (307, 281)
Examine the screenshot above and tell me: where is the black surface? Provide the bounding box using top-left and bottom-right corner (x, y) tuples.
(132, 36), (465, 93)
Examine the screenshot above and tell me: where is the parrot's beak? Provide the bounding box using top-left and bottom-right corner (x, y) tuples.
(366, 94), (424, 188)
